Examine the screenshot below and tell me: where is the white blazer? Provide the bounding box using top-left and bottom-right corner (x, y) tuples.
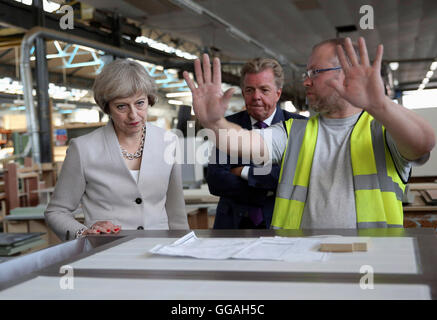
(45, 120), (189, 240)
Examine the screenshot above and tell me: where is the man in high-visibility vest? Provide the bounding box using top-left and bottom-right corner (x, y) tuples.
(206, 58), (306, 230)
(183, 37), (435, 229)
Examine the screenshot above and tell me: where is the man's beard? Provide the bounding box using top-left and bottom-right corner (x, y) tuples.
(308, 91), (342, 115)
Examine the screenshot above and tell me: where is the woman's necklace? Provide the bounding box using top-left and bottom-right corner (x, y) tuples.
(120, 125), (146, 160)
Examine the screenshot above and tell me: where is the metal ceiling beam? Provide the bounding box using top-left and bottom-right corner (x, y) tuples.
(0, 0), (189, 67)
(33, 0), (52, 163)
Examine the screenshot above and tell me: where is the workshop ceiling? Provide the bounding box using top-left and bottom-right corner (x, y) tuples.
(0, 0), (436, 105)
(80, 0), (437, 93)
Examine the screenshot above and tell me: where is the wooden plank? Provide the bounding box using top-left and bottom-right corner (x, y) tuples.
(24, 176), (39, 206)
(319, 238), (370, 252)
(4, 162), (19, 214)
(427, 190), (437, 200)
(408, 183), (437, 190)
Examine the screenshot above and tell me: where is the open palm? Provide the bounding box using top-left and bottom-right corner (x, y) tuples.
(327, 37), (387, 112)
(183, 54), (234, 128)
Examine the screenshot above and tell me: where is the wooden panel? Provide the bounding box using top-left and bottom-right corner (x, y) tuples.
(4, 162), (19, 214)
(187, 208), (209, 229)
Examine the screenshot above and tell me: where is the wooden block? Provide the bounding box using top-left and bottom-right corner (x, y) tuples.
(352, 242), (368, 252)
(409, 183), (437, 191)
(320, 243), (354, 252)
(319, 237), (370, 252)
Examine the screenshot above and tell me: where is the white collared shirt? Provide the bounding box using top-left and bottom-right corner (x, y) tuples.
(241, 108), (277, 180)
(248, 108), (277, 128)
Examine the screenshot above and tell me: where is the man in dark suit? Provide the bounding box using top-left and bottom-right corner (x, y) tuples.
(207, 58), (306, 229)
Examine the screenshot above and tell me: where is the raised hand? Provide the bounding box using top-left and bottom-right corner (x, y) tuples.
(327, 37), (387, 113)
(183, 54), (235, 129)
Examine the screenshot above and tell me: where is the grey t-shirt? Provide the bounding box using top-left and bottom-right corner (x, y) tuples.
(265, 113), (418, 229)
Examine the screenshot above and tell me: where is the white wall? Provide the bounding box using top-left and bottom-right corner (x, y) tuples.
(411, 108), (437, 177)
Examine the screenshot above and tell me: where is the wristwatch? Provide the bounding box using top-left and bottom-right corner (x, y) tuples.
(74, 227), (88, 239)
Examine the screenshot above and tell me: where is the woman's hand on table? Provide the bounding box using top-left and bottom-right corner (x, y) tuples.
(83, 221), (122, 235)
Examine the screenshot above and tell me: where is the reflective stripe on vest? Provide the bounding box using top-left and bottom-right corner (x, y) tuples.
(271, 112), (405, 229)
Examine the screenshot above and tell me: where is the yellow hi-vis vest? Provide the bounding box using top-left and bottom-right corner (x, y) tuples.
(271, 112), (406, 229)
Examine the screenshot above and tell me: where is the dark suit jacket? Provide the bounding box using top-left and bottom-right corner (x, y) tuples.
(207, 106), (307, 229)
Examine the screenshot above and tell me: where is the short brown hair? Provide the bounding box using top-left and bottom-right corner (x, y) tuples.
(240, 58), (284, 89)
(93, 59), (158, 114)
(313, 38), (360, 65)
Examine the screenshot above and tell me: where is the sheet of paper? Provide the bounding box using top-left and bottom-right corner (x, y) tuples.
(149, 232), (256, 259)
(233, 237), (329, 262)
(149, 232), (329, 262)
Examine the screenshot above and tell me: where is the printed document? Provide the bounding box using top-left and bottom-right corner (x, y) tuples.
(149, 232), (329, 262)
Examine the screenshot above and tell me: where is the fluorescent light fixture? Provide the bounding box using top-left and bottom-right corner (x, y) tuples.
(135, 36), (197, 60)
(14, 0), (61, 12)
(166, 92), (192, 98)
(431, 61), (437, 71)
(389, 62), (399, 71)
(426, 71), (434, 78)
(168, 99), (184, 105)
(43, 0), (60, 12)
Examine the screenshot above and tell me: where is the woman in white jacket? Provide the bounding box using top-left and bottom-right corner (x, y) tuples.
(45, 59), (189, 240)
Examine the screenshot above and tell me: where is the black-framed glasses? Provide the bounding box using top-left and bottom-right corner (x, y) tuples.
(302, 67), (342, 80)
